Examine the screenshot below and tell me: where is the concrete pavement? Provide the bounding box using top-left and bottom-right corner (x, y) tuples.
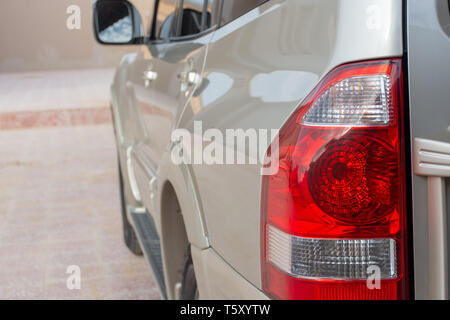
(0, 69), (161, 299)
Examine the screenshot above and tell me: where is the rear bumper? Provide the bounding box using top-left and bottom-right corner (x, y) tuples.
(191, 245), (269, 300)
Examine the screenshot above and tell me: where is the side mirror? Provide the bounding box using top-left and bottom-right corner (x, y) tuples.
(93, 0), (144, 45)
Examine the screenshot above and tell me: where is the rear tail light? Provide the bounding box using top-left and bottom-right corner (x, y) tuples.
(261, 59), (408, 300)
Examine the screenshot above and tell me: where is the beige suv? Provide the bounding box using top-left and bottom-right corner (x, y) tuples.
(93, 0), (450, 300)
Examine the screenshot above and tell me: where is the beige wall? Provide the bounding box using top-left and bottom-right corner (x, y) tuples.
(0, 0), (154, 73)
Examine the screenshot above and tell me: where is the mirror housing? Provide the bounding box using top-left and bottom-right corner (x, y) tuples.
(93, 0), (144, 45)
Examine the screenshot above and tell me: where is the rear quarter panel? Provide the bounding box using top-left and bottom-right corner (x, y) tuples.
(176, 0), (403, 290)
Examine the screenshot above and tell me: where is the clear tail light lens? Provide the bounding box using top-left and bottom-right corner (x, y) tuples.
(261, 59), (408, 300)
(267, 225), (397, 280)
(302, 74), (393, 126)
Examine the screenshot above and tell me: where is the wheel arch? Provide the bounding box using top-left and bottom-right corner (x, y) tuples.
(158, 152), (209, 298)
(159, 181), (189, 299)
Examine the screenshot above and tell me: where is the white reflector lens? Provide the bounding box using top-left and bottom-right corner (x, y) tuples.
(267, 225), (397, 280)
(302, 75), (392, 126)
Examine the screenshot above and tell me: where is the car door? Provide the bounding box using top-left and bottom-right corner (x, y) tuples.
(129, 0), (218, 216)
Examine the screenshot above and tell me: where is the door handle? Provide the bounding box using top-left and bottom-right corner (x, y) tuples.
(177, 71), (202, 87)
(143, 70), (158, 81)
(143, 69), (158, 88)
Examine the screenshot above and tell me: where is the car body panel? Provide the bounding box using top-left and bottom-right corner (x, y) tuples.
(112, 31), (214, 228)
(176, 0), (403, 288)
(191, 245), (269, 299)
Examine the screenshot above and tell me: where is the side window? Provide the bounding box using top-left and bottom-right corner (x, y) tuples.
(178, 0), (220, 38)
(154, 0), (178, 40)
(179, 0), (204, 37)
(220, 0), (268, 26)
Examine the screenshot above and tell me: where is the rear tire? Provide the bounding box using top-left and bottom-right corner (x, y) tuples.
(180, 245), (198, 300)
(118, 158), (143, 256)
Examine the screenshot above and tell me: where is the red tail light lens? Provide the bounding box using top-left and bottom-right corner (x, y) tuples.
(308, 133), (398, 224)
(261, 60), (408, 300)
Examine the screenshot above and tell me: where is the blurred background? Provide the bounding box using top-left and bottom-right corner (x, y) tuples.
(0, 0), (161, 299)
(0, 0), (154, 72)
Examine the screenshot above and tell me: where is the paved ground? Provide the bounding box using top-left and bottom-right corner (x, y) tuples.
(0, 69), (161, 299)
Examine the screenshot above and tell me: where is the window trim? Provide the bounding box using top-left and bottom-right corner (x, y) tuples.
(148, 0), (220, 44)
(149, 0), (159, 41)
(148, 0), (179, 42)
(147, 0), (272, 45)
(218, 0), (270, 28)
(169, 24), (217, 42)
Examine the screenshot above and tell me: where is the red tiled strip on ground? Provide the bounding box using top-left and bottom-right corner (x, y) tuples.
(0, 107), (112, 130)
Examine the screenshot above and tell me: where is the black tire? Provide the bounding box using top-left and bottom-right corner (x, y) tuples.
(118, 159), (143, 255)
(180, 245), (199, 300)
